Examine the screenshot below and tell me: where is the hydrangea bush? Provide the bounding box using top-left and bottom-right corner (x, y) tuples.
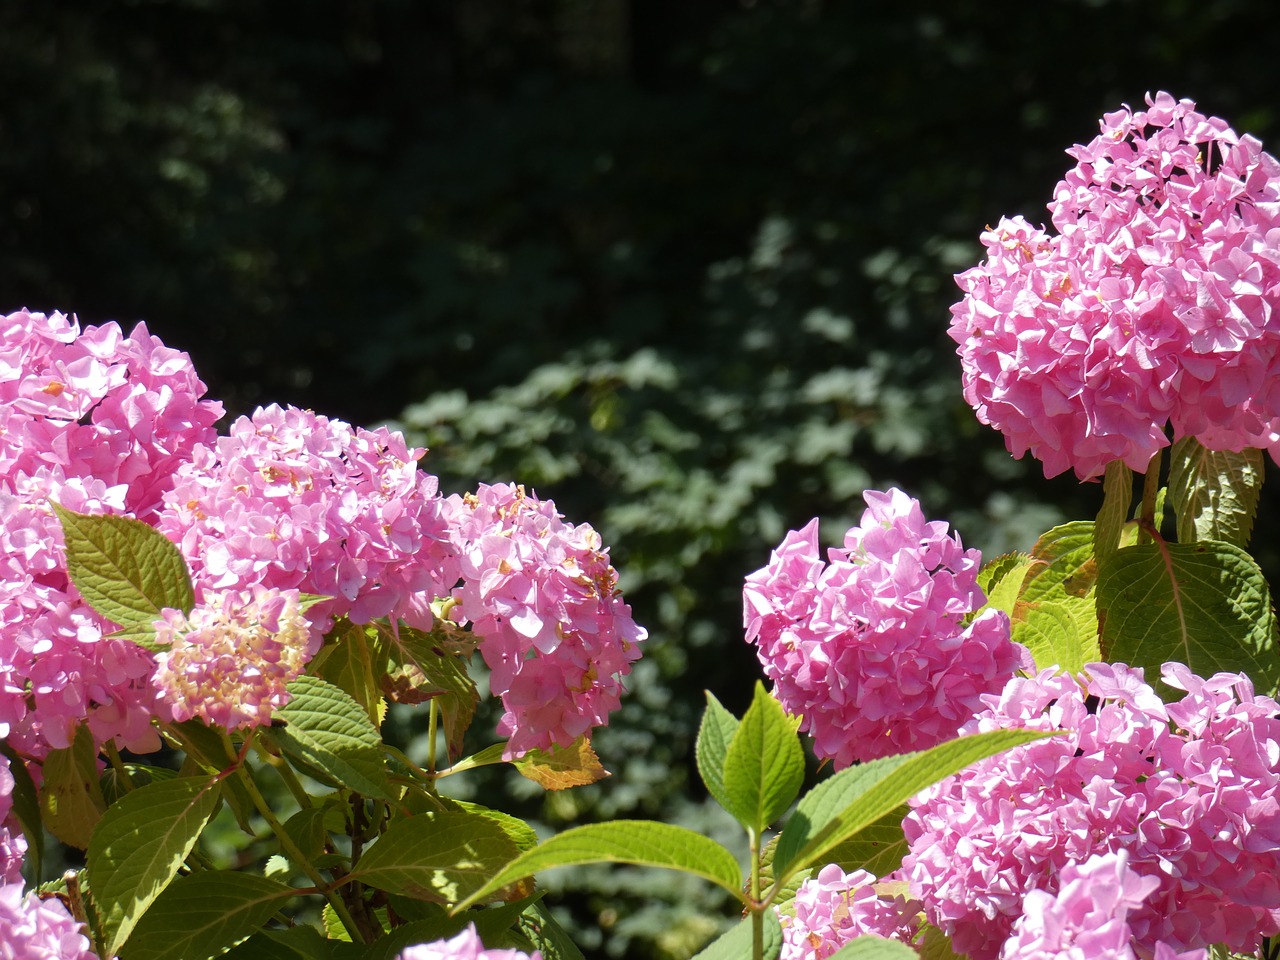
(4, 90), (1280, 960)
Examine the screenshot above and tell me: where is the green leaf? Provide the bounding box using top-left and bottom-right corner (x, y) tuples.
(1, 743), (43, 880)
(1095, 460), (1134, 564)
(720, 682), (804, 833)
(516, 898), (587, 960)
(53, 503), (194, 626)
(450, 802), (539, 852)
(1097, 539), (1280, 689)
(1011, 598), (1099, 674)
(169, 719), (257, 832)
(974, 552), (1033, 618)
(917, 921), (967, 960)
(771, 728), (1054, 886)
(309, 619), (388, 725)
(445, 742), (508, 776)
(361, 897), (536, 960)
(119, 870), (293, 960)
(87, 774), (222, 956)
(282, 807), (332, 862)
(352, 810), (523, 905)
(1020, 521), (1100, 603)
(99, 763), (179, 806)
(690, 911), (782, 960)
(829, 936), (918, 960)
(222, 925), (366, 960)
(452, 820), (745, 912)
(377, 623), (479, 763)
(763, 804), (909, 912)
(695, 691), (740, 814)
(38, 724), (105, 849)
(263, 675), (395, 801)
(1167, 437), (1263, 548)
(811, 803), (909, 879)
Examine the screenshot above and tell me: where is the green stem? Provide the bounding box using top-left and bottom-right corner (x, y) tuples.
(426, 699), (439, 785)
(230, 735), (370, 944)
(261, 748), (315, 810)
(1138, 449), (1163, 545)
(749, 828), (763, 960)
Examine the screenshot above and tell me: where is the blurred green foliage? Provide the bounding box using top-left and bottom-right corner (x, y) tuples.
(7, 1), (1280, 955)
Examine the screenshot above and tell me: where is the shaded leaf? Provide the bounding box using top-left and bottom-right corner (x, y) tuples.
(263, 675), (394, 801)
(1095, 460), (1133, 564)
(353, 810), (525, 905)
(120, 871), (293, 960)
(38, 725), (105, 849)
(87, 774), (222, 956)
(1167, 437), (1263, 548)
(1097, 539), (1279, 689)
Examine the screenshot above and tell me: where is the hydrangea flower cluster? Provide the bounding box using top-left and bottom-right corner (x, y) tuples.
(949, 92), (1280, 479)
(448, 483), (646, 759)
(395, 923), (541, 960)
(0, 884), (97, 960)
(158, 404), (459, 637)
(1, 308), (217, 761)
(743, 488), (1029, 766)
(152, 587), (315, 729)
(777, 865), (919, 959)
(903, 662), (1280, 960)
(1, 308), (222, 518)
(997, 852), (1206, 960)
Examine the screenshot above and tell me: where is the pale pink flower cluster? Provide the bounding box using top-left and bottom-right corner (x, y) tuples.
(743, 488), (1029, 766)
(0, 308), (216, 761)
(0, 883), (97, 959)
(778, 865), (919, 959)
(158, 404), (459, 637)
(998, 852), (1206, 960)
(395, 923), (541, 960)
(448, 483), (646, 759)
(152, 587), (315, 730)
(903, 662), (1280, 960)
(950, 92), (1280, 479)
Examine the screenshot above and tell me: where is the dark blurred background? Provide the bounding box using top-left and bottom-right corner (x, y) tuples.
(5, 1), (1280, 956)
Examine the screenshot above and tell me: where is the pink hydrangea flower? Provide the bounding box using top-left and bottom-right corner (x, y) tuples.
(903, 663), (1280, 960)
(0, 473), (159, 761)
(1, 309), (221, 761)
(158, 404), (459, 637)
(395, 922), (541, 960)
(0, 883), (98, 959)
(743, 488), (1030, 766)
(0, 755), (26, 886)
(0, 308), (222, 518)
(152, 587), (315, 730)
(448, 483), (646, 759)
(997, 851), (1173, 960)
(950, 92), (1280, 479)
(778, 865), (920, 959)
